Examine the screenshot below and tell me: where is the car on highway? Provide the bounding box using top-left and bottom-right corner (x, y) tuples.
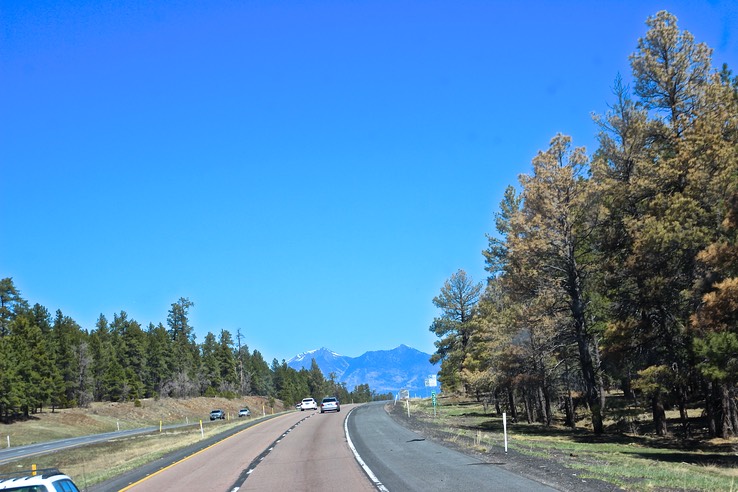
(210, 409), (225, 420)
(0, 468), (80, 491)
(300, 398), (318, 411)
(320, 397), (340, 413)
(238, 407), (251, 417)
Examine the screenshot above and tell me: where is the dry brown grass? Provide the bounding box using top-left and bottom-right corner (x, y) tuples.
(0, 396), (284, 487)
(2, 396), (281, 447)
(397, 397), (738, 492)
(1, 419), (249, 486)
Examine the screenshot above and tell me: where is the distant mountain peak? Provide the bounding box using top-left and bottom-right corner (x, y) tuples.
(290, 347), (342, 363)
(287, 345), (437, 395)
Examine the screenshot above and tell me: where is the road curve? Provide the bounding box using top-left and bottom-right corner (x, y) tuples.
(347, 401), (560, 492)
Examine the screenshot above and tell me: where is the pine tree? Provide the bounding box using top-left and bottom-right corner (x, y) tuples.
(595, 11), (734, 436)
(145, 322), (172, 397)
(89, 315), (113, 401)
(166, 298), (200, 395)
(429, 269), (483, 394)
(216, 330), (238, 394)
(200, 332), (220, 395)
(0, 278), (28, 337)
(504, 134), (605, 433)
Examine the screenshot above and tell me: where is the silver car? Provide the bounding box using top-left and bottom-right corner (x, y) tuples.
(320, 397), (340, 413)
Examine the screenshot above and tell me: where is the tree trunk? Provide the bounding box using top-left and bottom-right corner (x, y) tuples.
(507, 387), (518, 422)
(677, 385), (690, 438)
(652, 394), (668, 437)
(575, 331), (603, 433)
(705, 380), (718, 437)
(592, 334), (606, 410)
(730, 387), (738, 438)
(523, 391), (533, 423)
(564, 359), (575, 428)
(720, 384), (735, 438)
(729, 387), (738, 438)
(539, 385), (551, 426)
(568, 266), (604, 434)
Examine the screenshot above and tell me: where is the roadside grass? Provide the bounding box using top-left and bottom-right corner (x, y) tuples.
(2, 397), (269, 447)
(0, 418), (255, 487)
(400, 398), (738, 492)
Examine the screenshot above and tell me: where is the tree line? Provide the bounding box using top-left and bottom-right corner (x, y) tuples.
(429, 11), (738, 438)
(0, 281), (388, 421)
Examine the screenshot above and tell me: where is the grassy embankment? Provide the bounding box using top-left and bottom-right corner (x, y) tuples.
(396, 395), (738, 492)
(0, 396), (284, 487)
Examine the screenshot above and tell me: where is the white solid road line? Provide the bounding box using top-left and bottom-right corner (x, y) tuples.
(344, 408), (390, 492)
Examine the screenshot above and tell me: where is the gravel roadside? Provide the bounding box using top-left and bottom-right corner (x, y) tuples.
(385, 402), (625, 492)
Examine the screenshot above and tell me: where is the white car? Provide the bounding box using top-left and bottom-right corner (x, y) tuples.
(0, 468), (80, 491)
(300, 397), (318, 411)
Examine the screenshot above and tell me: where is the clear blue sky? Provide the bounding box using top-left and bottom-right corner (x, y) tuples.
(2, 1), (736, 363)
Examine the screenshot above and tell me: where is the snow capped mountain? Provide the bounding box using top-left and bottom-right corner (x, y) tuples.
(290, 347), (342, 363)
(287, 345), (438, 395)
(287, 347), (351, 379)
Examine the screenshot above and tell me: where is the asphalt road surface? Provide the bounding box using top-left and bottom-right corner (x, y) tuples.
(107, 404), (373, 492)
(88, 402), (560, 491)
(348, 401), (559, 492)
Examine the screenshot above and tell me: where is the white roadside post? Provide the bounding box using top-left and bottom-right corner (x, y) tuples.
(199, 419), (204, 438)
(503, 412), (508, 453)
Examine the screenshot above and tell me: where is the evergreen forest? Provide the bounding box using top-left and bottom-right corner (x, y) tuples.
(429, 11), (738, 438)
(0, 282), (387, 422)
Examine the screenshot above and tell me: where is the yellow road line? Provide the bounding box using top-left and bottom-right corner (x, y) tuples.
(118, 415), (291, 492)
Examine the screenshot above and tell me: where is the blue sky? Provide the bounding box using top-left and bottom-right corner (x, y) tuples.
(1, 1), (736, 363)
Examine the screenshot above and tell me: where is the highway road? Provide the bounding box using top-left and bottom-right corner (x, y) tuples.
(102, 404), (373, 491)
(88, 401), (559, 491)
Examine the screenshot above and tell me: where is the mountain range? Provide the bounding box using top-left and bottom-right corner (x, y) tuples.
(286, 345), (439, 396)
